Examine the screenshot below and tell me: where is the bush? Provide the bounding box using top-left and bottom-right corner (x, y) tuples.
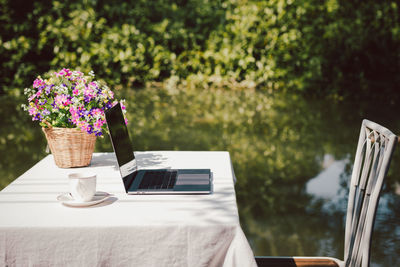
(1, 0), (399, 103)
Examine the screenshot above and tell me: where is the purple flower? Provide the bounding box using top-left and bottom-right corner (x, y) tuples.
(33, 113), (42, 121)
(45, 86), (52, 95)
(86, 125), (93, 134)
(42, 109), (50, 116)
(84, 96), (91, 103)
(24, 68), (125, 137)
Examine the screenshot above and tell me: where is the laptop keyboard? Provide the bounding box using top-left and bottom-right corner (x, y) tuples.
(138, 171), (177, 190)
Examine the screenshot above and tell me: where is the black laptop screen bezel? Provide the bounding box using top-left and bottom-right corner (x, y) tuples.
(105, 103), (135, 167)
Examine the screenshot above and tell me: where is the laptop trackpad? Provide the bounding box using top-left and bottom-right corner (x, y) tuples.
(175, 174), (210, 185)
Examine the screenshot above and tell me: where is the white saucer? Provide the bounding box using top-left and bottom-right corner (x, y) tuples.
(57, 191), (111, 207)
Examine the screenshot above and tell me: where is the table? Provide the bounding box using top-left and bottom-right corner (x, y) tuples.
(0, 151), (256, 267)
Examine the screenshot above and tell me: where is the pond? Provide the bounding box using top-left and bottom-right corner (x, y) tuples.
(1, 87), (399, 266)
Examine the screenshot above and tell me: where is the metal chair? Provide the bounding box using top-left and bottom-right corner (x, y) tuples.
(255, 119), (398, 267)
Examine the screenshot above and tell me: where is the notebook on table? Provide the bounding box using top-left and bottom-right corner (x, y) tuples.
(105, 103), (212, 195)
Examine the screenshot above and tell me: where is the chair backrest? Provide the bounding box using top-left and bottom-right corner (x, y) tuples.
(344, 119), (397, 267)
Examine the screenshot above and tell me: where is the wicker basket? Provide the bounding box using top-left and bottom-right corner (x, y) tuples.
(42, 127), (96, 168)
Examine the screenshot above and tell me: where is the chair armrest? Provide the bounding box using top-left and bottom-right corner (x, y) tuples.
(255, 256), (343, 267)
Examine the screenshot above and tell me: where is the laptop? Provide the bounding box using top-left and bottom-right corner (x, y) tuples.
(105, 102), (212, 194)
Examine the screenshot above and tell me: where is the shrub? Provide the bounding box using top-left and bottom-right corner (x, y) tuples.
(1, 0), (399, 103)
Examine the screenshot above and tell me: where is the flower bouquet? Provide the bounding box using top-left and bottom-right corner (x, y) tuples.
(22, 68), (126, 168)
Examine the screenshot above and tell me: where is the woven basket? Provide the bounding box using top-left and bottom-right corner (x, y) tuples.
(42, 127), (96, 168)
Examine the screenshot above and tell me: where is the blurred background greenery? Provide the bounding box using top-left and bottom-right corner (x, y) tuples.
(1, 0), (399, 266)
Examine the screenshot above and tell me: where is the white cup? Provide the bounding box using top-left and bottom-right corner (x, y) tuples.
(68, 172), (97, 202)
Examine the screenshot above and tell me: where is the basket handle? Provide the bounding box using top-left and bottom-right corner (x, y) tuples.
(42, 120), (53, 128)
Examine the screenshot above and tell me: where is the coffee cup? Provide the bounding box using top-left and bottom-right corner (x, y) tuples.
(68, 172), (97, 202)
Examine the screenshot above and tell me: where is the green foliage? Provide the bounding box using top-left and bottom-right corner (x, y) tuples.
(0, 0), (226, 90)
(0, 95), (46, 188)
(1, 0), (399, 102)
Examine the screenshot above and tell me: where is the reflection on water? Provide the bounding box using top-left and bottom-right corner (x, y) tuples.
(1, 88), (399, 266)
(306, 155), (348, 202)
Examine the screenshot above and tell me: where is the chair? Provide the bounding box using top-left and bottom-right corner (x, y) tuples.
(255, 119), (398, 267)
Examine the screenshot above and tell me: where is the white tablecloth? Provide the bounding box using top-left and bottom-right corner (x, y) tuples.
(0, 151), (256, 267)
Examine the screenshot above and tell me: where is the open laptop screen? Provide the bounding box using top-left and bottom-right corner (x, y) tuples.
(105, 103), (135, 167)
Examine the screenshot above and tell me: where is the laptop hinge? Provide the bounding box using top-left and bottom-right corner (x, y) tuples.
(123, 171), (138, 193)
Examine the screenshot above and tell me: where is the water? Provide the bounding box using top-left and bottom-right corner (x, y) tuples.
(1, 88), (399, 266)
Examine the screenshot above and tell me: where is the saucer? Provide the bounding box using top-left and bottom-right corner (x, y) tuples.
(57, 191), (111, 207)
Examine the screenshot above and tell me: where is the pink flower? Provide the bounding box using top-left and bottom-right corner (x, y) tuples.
(93, 119), (104, 130)
(58, 68), (72, 77)
(64, 69), (72, 77)
(78, 121), (90, 132)
(91, 108), (102, 117)
(35, 89), (42, 98)
(24, 68), (125, 136)
(28, 94), (36, 102)
(33, 78), (44, 88)
(55, 94), (71, 107)
(69, 106), (79, 122)
(83, 86), (95, 99)
(28, 106), (37, 116)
